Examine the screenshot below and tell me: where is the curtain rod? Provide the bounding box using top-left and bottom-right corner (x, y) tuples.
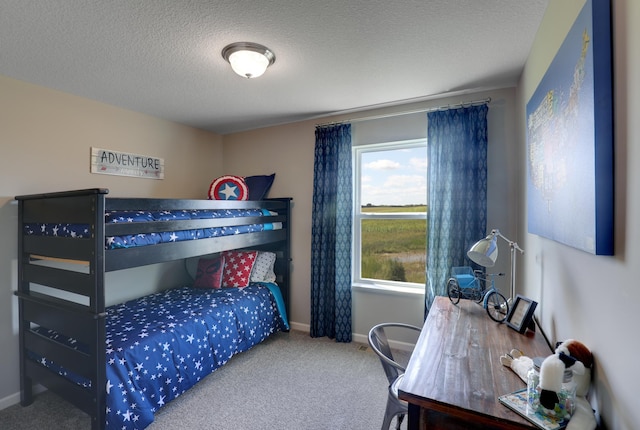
(315, 97), (491, 128)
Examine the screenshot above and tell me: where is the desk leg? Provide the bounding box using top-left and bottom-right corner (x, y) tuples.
(407, 403), (420, 430)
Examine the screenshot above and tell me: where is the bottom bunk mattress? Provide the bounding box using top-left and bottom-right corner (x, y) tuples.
(30, 282), (289, 430)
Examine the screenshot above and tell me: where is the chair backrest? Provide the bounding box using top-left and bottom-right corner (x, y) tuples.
(368, 323), (421, 385)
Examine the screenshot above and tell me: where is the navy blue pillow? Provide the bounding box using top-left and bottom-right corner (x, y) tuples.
(244, 173), (275, 200)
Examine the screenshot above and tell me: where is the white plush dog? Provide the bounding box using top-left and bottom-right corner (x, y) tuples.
(500, 339), (596, 430)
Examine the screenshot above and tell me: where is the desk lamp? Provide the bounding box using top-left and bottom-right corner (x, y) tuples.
(467, 229), (524, 303)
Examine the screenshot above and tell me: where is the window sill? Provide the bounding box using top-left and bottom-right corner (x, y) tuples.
(352, 282), (425, 297)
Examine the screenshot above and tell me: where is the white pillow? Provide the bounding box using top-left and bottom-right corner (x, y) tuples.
(250, 251), (277, 283)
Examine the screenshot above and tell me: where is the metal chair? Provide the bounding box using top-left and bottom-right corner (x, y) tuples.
(368, 323), (422, 430)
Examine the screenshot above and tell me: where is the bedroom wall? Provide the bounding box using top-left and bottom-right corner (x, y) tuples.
(0, 75), (223, 408)
(518, 0), (638, 428)
(221, 86), (520, 342)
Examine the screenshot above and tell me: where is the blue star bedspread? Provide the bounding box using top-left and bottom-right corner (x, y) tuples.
(31, 283), (288, 429)
(22, 208), (280, 250)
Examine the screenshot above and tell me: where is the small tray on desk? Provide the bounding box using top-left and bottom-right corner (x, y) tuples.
(499, 388), (569, 430)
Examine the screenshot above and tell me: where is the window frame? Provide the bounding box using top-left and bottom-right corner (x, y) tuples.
(352, 138), (427, 292)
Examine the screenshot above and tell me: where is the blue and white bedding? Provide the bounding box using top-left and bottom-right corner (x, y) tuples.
(23, 208), (281, 250)
(29, 283), (288, 430)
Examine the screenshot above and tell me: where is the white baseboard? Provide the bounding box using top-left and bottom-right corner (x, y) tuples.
(0, 385), (46, 411)
(386, 338), (416, 352)
(288, 321), (310, 333)
(0, 391), (21, 411)
(287, 321), (415, 352)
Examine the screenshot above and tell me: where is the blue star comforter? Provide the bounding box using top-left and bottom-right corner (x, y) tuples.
(23, 208), (281, 250)
(31, 283), (289, 429)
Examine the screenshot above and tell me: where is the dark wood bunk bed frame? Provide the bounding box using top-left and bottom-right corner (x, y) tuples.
(14, 188), (292, 430)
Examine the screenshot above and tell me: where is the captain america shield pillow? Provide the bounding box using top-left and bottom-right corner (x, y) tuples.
(208, 175), (249, 200)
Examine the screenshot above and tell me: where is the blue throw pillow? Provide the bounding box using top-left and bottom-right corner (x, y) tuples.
(244, 173), (275, 200)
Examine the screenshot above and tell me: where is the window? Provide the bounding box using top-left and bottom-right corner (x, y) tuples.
(353, 139), (427, 290)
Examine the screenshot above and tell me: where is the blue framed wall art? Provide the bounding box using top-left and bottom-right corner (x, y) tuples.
(526, 0), (613, 255)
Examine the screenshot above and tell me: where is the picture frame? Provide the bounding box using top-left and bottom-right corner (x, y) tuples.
(525, 0), (613, 255)
(506, 295), (538, 334)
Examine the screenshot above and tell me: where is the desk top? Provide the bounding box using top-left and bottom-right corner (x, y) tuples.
(398, 296), (552, 428)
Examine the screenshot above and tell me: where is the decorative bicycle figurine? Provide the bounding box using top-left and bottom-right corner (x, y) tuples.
(446, 266), (510, 322)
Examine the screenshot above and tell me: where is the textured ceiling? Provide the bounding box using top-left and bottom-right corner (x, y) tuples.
(0, 1), (548, 135)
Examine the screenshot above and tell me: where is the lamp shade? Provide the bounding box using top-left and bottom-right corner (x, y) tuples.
(467, 234), (498, 267)
(222, 42), (275, 79)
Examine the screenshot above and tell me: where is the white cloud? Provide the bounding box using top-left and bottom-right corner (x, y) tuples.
(384, 174), (426, 188)
(362, 174), (427, 206)
(359, 146), (427, 206)
(409, 157), (428, 170)
(363, 188), (426, 206)
(364, 159), (400, 170)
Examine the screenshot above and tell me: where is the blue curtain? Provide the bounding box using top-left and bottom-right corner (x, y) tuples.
(310, 124), (352, 342)
(426, 105), (488, 312)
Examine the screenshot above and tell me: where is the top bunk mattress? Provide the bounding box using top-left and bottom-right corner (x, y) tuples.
(22, 208), (283, 250)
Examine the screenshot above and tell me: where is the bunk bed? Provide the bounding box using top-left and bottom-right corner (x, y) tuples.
(14, 188), (292, 430)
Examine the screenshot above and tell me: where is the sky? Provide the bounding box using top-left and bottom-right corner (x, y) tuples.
(360, 146), (427, 206)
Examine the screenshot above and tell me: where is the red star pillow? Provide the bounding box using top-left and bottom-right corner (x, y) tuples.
(221, 250), (258, 288)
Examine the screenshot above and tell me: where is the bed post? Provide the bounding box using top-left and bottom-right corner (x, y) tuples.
(282, 198), (292, 319)
(91, 191), (107, 430)
(16, 198), (34, 407)
(14, 188), (110, 430)
(270, 197), (292, 319)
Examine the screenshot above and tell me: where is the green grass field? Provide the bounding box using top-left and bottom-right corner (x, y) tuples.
(360, 205), (426, 283)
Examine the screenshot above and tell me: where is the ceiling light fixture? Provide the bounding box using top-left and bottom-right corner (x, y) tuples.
(222, 42), (275, 79)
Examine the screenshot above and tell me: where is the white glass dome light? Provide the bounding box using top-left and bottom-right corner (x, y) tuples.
(222, 42), (276, 79)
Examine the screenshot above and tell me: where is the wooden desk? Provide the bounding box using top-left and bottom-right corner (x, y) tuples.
(398, 297), (552, 429)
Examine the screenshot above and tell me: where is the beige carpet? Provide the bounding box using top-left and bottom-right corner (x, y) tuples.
(0, 330), (409, 430)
